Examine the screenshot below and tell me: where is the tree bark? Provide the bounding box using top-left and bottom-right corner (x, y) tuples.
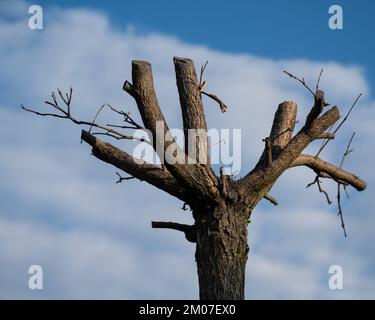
(195, 202), (250, 300)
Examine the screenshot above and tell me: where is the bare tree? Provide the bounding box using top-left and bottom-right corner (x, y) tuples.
(23, 57), (367, 300)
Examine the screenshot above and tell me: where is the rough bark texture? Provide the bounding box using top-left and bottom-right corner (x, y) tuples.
(173, 57), (209, 164)
(194, 202), (250, 300)
(24, 57), (368, 300)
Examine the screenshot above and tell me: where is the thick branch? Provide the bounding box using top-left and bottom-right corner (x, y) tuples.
(241, 105), (340, 195)
(173, 57), (208, 163)
(256, 101), (297, 168)
(291, 154), (367, 191)
(151, 221), (196, 243)
(130, 60), (171, 147)
(81, 130), (188, 201)
(316, 133), (335, 140)
(269, 101), (298, 154)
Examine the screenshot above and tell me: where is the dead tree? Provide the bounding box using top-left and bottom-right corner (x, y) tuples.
(23, 57), (367, 300)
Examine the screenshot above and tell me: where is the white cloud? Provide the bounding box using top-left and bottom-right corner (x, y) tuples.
(0, 0), (374, 299)
(0, 216), (197, 299)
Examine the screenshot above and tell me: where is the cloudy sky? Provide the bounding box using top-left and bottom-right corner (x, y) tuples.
(0, 0), (374, 299)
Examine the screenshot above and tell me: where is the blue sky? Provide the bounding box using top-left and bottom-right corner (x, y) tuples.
(0, 0), (374, 299)
(34, 0), (375, 87)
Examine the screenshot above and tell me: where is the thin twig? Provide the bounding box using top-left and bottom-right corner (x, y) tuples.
(336, 132), (355, 237)
(21, 106), (67, 119)
(201, 91), (228, 113)
(316, 94), (362, 157)
(270, 126), (294, 141)
(343, 184), (350, 199)
(340, 132), (355, 168)
(107, 104), (143, 129)
(316, 69), (324, 92)
(306, 175), (332, 205)
(199, 60), (208, 87)
(89, 104), (107, 133)
(337, 183), (347, 237)
(183, 63), (228, 113)
(283, 70), (315, 96)
(21, 89), (147, 143)
(115, 172), (135, 184)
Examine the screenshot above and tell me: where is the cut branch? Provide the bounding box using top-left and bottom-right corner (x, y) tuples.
(151, 221), (197, 243)
(263, 194), (278, 206)
(173, 57), (209, 162)
(255, 101), (297, 169)
(122, 80), (135, 97)
(269, 101), (297, 154)
(129, 60), (170, 144)
(316, 133), (335, 140)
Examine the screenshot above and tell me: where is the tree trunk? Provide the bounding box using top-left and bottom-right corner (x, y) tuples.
(195, 203), (250, 300)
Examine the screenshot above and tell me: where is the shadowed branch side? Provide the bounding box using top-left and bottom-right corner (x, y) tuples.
(151, 221), (197, 243)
